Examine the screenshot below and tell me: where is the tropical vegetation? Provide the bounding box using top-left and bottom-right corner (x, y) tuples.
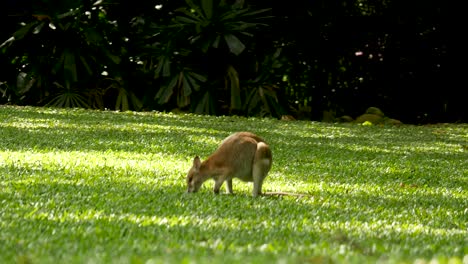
(1, 0), (462, 123)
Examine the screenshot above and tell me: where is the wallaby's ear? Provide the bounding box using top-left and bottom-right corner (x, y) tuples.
(193, 156), (201, 169)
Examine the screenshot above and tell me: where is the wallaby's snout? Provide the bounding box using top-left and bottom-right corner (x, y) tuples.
(186, 156), (203, 193)
(185, 132), (272, 197)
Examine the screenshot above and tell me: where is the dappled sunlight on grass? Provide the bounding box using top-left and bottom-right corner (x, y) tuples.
(1, 106), (467, 263)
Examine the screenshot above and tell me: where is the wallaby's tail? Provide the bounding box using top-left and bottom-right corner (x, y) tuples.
(252, 142), (272, 196)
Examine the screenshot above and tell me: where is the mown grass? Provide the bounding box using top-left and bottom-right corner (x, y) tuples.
(0, 105), (467, 264)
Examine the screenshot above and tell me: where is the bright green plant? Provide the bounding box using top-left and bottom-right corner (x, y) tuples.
(244, 48), (285, 117)
(45, 82), (90, 108)
(174, 0), (271, 56)
(0, 0), (127, 110)
(99, 77), (143, 111)
(142, 0), (276, 115)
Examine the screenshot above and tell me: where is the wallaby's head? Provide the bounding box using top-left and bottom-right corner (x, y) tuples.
(186, 156), (204, 193)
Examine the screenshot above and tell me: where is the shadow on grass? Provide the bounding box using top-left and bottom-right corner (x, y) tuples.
(266, 127), (467, 189)
(2, 107), (467, 190)
(1, 106), (467, 260)
(2, 173), (466, 260)
(1, 109), (255, 160)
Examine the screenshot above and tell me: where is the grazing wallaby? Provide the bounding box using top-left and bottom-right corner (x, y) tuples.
(186, 132), (272, 197)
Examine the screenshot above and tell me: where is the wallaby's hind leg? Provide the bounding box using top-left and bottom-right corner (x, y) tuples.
(226, 179), (233, 194)
(252, 142), (272, 197)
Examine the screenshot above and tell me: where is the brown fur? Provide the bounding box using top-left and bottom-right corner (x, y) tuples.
(186, 132), (272, 197)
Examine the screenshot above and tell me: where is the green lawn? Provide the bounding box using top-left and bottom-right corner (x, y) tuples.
(0, 106), (467, 264)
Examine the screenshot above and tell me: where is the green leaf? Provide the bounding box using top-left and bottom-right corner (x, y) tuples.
(175, 14), (200, 24)
(201, 0), (213, 19)
(224, 34), (245, 55)
(212, 35), (221, 48)
(83, 28), (105, 45)
(46, 89), (89, 108)
(57, 9), (79, 19)
(194, 91), (215, 114)
(188, 71), (207, 83)
(16, 73), (35, 95)
(33, 22), (46, 34)
(155, 56), (171, 78)
(184, 0), (201, 13)
(5, 22), (38, 45)
(115, 88), (129, 111)
(163, 57), (172, 77)
(227, 65), (241, 110)
(63, 49), (78, 83)
(241, 8), (272, 18)
(79, 56), (94, 76)
(219, 9), (249, 21)
(103, 50), (121, 65)
(185, 72), (206, 92)
(0, 36), (15, 50)
(181, 73), (192, 97)
(155, 75), (178, 104)
(130, 92), (143, 110)
(177, 73), (191, 108)
(245, 87), (261, 114)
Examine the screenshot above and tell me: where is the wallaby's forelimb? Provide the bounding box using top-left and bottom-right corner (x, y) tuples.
(213, 179), (224, 194)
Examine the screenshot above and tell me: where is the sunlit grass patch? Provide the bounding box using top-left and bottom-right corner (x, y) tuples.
(0, 106), (467, 263)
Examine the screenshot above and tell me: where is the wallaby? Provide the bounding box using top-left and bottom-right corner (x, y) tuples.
(186, 132), (272, 197)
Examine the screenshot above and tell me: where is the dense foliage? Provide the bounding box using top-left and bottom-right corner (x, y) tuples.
(1, 106), (467, 263)
(0, 0), (462, 123)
